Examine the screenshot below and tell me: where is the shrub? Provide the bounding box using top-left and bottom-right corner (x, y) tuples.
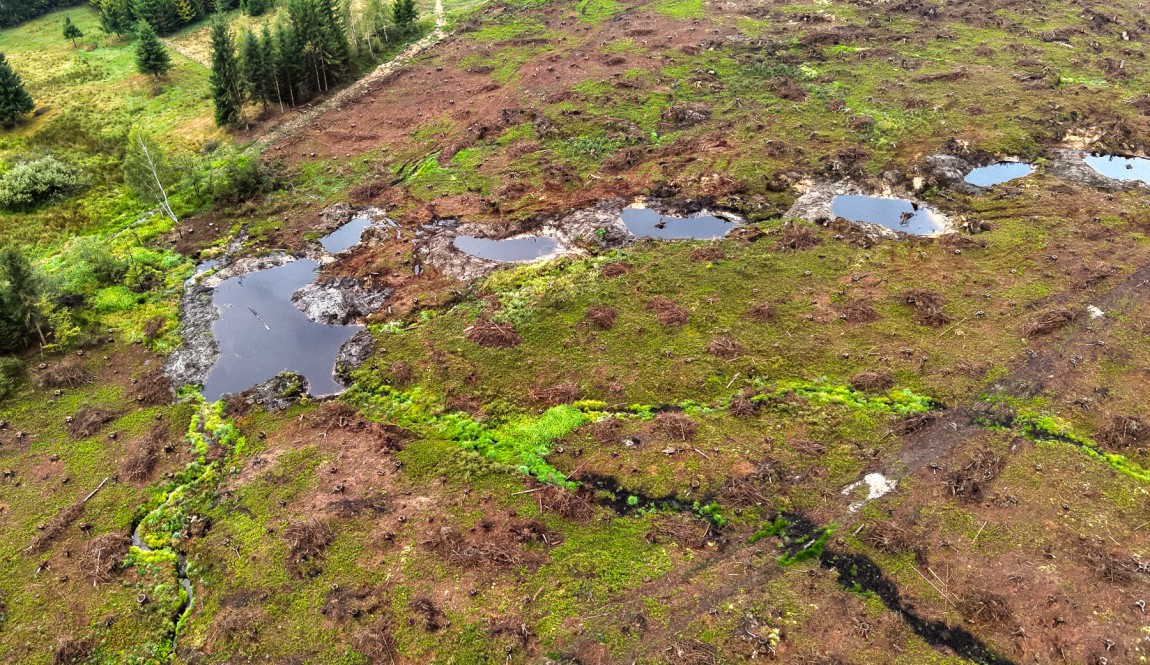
(0, 156), (86, 210)
(215, 154), (271, 204)
(0, 356), (23, 400)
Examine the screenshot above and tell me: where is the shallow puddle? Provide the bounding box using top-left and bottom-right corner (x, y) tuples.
(830, 194), (946, 235)
(1084, 154), (1150, 184)
(964, 162), (1034, 187)
(621, 207), (736, 239)
(191, 260), (219, 278)
(320, 216), (373, 253)
(201, 260), (363, 401)
(453, 235), (559, 262)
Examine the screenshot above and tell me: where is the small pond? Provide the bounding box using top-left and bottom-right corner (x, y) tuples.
(1084, 154), (1150, 184)
(621, 207), (736, 240)
(964, 162), (1035, 187)
(830, 194), (947, 235)
(453, 235), (559, 262)
(320, 215), (374, 253)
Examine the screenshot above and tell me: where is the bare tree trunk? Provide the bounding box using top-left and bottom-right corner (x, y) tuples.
(135, 134), (178, 224)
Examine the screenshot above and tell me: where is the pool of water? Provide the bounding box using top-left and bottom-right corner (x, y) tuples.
(320, 216), (373, 253)
(621, 207), (736, 239)
(1084, 154), (1150, 184)
(201, 259), (363, 401)
(830, 194), (947, 235)
(453, 235), (559, 262)
(964, 162), (1035, 187)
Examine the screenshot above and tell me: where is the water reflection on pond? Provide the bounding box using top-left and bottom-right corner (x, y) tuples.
(830, 195), (947, 235)
(453, 235), (559, 262)
(621, 207), (736, 239)
(964, 162), (1034, 187)
(1084, 154), (1150, 184)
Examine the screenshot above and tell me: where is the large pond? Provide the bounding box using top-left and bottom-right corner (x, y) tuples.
(621, 207), (737, 239)
(453, 235), (559, 262)
(964, 162), (1035, 187)
(200, 220), (376, 401)
(201, 260), (363, 401)
(1085, 154), (1150, 184)
(830, 194), (947, 235)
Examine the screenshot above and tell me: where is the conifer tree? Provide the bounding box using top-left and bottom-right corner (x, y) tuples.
(272, 21), (300, 107)
(238, 28), (269, 112)
(95, 0), (133, 37)
(260, 23), (284, 111)
(0, 246), (44, 352)
(209, 15), (243, 126)
(0, 53), (33, 129)
(173, 0), (194, 23)
(62, 16), (84, 46)
(392, 0), (416, 34)
(135, 21), (171, 78)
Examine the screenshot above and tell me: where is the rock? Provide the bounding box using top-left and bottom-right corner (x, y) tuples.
(163, 286), (220, 391)
(921, 154), (978, 193)
(335, 331), (374, 386)
(241, 372), (310, 411)
(291, 277), (391, 325)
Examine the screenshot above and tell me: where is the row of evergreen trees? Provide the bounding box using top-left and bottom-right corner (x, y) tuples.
(0, 0), (82, 28)
(209, 0), (416, 126)
(92, 0), (247, 37)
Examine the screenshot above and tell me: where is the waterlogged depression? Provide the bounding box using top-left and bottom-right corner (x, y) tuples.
(453, 235), (559, 262)
(830, 194), (947, 236)
(320, 215), (374, 253)
(201, 260), (363, 401)
(964, 162), (1035, 187)
(621, 207), (736, 239)
(198, 220), (378, 401)
(1084, 154), (1150, 184)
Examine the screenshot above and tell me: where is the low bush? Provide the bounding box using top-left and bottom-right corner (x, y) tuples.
(0, 156), (86, 210)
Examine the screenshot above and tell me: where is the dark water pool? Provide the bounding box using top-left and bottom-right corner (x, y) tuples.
(964, 162), (1035, 187)
(453, 235), (559, 262)
(830, 195), (946, 235)
(201, 260), (363, 401)
(1085, 154), (1150, 184)
(320, 216), (373, 253)
(621, 207), (736, 239)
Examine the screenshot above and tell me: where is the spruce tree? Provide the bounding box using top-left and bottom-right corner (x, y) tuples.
(272, 21), (300, 107)
(135, 21), (171, 78)
(392, 0), (416, 34)
(209, 15), (243, 126)
(317, 0), (349, 82)
(238, 28), (268, 112)
(0, 53), (33, 129)
(0, 246), (44, 353)
(62, 16), (84, 46)
(260, 23), (284, 111)
(97, 0), (134, 37)
(173, 0), (195, 24)
(133, 0), (176, 34)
